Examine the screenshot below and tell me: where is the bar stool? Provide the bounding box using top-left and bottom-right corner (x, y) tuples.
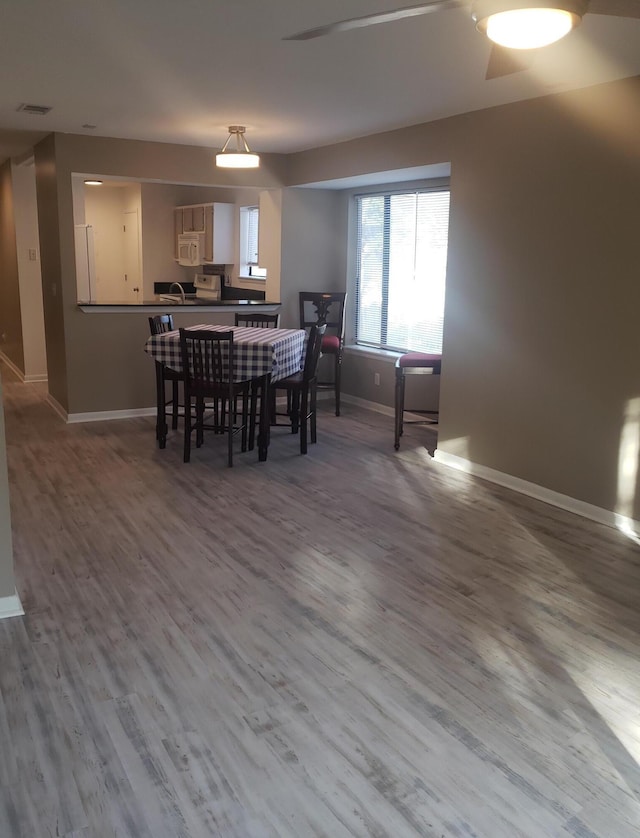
(394, 352), (442, 450)
(299, 292), (347, 416)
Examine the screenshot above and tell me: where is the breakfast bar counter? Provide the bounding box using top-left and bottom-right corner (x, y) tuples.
(78, 298), (281, 314)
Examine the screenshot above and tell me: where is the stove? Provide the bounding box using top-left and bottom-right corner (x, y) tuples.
(194, 272), (222, 301)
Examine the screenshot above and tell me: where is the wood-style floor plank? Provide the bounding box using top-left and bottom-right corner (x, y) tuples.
(2, 362), (640, 836)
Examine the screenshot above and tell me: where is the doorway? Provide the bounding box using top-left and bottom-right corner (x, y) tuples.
(74, 181), (143, 303)
(123, 210), (141, 301)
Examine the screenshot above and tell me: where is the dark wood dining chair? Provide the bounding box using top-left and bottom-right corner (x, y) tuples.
(179, 329), (252, 466)
(299, 292), (347, 416)
(234, 313), (281, 328)
(271, 324), (326, 454)
(394, 352), (442, 450)
(148, 314), (183, 448)
(235, 313), (280, 444)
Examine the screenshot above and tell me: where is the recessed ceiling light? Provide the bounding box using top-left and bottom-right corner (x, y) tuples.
(84, 179), (103, 186)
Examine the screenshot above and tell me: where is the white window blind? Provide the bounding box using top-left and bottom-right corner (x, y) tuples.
(355, 189), (450, 354)
(246, 206), (259, 266)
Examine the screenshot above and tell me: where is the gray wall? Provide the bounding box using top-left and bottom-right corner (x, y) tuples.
(0, 161), (24, 373)
(438, 82), (640, 513)
(289, 76), (640, 517)
(11, 162), (47, 380)
(271, 188), (348, 386)
(34, 134), (68, 410)
(0, 375), (16, 599)
(279, 188), (346, 328)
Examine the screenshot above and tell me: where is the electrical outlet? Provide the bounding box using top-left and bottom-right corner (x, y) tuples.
(374, 372), (380, 386)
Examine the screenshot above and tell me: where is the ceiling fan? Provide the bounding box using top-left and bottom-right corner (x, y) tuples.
(284, 1), (640, 79)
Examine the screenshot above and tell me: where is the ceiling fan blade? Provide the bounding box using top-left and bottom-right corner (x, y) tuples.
(485, 44), (535, 80)
(587, 0), (640, 18)
(283, 0), (460, 41)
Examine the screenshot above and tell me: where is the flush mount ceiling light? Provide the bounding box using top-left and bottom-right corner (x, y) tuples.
(472, 1), (586, 50)
(83, 179), (103, 185)
(215, 126), (260, 169)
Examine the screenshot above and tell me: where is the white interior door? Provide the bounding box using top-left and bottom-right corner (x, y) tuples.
(123, 210), (141, 301)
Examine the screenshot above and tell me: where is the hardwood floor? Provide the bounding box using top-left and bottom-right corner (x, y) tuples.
(2, 364), (640, 837)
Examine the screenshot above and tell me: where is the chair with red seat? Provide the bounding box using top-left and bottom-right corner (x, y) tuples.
(299, 292), (347, 416)
(271, 324), (326, 454)
(394, 352), (442, 450)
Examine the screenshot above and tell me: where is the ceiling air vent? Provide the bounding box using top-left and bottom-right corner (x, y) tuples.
(16, 103), (52, 116)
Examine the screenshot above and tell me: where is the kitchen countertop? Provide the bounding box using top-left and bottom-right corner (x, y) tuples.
(78, 297), (281, 313)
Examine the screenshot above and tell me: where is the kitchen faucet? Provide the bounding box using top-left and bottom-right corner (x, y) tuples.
(169, 282), (185, 304)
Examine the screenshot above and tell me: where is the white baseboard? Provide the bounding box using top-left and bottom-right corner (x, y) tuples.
(46, 385), (329, 425)
(64, 397), (324, 424)
(341, 393), (436, 424)
(46, 396), (156, 424)
(341, 393), (395, 418)
(46, 394), (68, 422)
(433, 449), (640, 536)
(340, 395), (634, 535)
(67, 406), (156, 424)
(0, 590), (25, 620)
(0, 351), (47, 384)
(0, 351), (25, 381)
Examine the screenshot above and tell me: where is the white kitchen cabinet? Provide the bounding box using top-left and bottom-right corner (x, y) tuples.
(203, 205), (214, 263)
(192, 205), (206, 233)
(175, 202), (234, 264)
(181, 206), (194, 232)
(180, 205), (205, 233)
(174, 209), (182, 259)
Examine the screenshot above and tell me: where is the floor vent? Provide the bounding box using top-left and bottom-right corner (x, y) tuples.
(16, 103), (52, 115)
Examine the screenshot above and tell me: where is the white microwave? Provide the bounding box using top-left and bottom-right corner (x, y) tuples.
(177, 233), (201, 266)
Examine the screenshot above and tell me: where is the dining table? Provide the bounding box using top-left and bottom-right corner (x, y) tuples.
(144, 324), (307, 461)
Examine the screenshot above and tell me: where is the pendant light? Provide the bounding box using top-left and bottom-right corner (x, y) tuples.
(472, 1), (585, 50)
(216, 126), (260, 169)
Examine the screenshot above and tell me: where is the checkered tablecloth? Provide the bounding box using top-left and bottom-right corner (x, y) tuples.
(144, 325), (306, 383)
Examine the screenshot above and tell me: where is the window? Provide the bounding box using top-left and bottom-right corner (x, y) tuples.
(355, 188), (450, 354)
(246, 205), (259, 266)
(239, 205), (266, 279)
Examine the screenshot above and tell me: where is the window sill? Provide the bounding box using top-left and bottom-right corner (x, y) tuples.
(238, 275), (266, 283)
(344, 345), (401, 363)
